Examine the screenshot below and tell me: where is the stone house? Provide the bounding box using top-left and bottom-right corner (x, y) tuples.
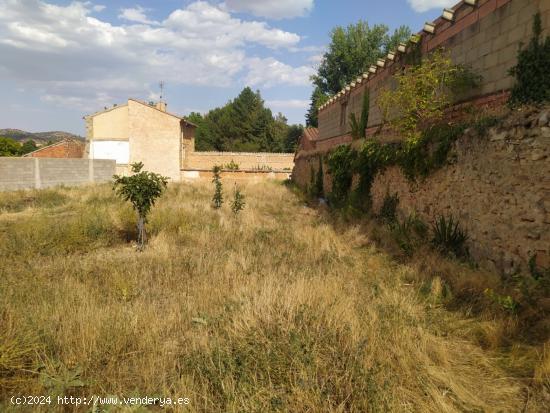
(85, 99), (196, 179)
(23, 138), (84, 158)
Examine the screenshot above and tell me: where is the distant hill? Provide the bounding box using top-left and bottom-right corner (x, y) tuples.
(0, 129), (84, 145)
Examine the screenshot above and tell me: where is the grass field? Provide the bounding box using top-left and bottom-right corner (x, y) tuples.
(0, 181), (548, 412)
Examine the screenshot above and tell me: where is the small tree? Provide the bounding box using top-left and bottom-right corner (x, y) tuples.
(230, 183), (245, 215)
(378, 49), (471, 144)
(113, 162), (168, 250)
(212, 165), (223, 209)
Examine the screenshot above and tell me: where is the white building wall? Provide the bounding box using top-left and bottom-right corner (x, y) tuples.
(90, 141), (129, 164)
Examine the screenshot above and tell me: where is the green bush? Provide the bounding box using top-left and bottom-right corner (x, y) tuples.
(379, 192), (399, 223)
(389, 214), (428, 256)
(431, 215), (468, 258)
(509, 12), (550, 105)
(326, 145), (356, 207)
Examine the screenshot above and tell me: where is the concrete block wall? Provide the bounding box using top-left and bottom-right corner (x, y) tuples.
(0, 158), (115, 191)
(316, 0), (548, 142)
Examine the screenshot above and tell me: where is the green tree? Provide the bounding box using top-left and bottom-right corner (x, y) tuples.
(0, 137), (22, 156)
(20, 140), (37, 155)
(284, 124), (304, 152)
(312, 22), (410, 96)
(113, 162), (168, 250)
(193, 87), (302, 153)
(509, 12), (550, 105)
(211, 165), (224, 209)
(306, 87), (329, 127)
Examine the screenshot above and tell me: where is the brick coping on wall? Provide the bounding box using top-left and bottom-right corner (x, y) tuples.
(182, 168), (292, 173)
(311, 89), (511, 147)
(190, 152), (294, 156)
(317, 0), (513, 118)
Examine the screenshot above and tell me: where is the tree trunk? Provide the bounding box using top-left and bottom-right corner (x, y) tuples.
(137, 214), (146, 251)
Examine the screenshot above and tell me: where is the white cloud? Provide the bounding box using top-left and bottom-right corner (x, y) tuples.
(0, 0), (310, 111)
(224, 0), (314, 19)
(245, 57), (314, 87)
(118, 6), (157, 25)
(266, 99), (309, 110)
(407, 0), (456, 13)
(92, 4), (105, 13)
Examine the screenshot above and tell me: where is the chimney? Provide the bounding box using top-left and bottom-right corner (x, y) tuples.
(156, 101), (167, 112)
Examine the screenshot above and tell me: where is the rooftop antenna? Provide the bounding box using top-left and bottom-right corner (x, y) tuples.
(159, 81), (164, 103)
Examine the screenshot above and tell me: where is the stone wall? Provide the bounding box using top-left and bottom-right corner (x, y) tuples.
(317, 0), (549, 142)
(293, 107), (550, 274)
(0, 158), (115, 191)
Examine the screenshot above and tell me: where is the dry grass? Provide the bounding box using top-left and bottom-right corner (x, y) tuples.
(0, 181), (547, 412)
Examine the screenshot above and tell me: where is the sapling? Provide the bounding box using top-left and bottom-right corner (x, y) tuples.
(230, 183), (245, 215)
(212, 165), (223, 209)
(113, 162), (168, 250)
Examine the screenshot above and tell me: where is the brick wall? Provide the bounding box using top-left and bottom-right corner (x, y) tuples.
(26, 139), (84, 158)
(316, 0), (548, 142)
(0, 158), (115, 191)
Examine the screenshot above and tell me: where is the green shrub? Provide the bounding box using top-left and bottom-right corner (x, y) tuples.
(224, 160), (240, 171)
(431, 215), (468, 258)
(326, 145), (356, 207)
(379, 192), (399, 223)
(230, 184), (245, 215)
(484, 289), (518, 314)
(509, 12), (550, 105)
(390, 214), (428, 256)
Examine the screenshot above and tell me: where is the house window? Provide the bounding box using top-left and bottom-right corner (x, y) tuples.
(340, 101), (347, 126)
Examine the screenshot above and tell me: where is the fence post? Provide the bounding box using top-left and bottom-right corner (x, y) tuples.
(89, 159), (95, 183)
(34, 158), (41, 189)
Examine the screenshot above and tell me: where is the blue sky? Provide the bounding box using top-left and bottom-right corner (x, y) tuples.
(0, 0), (456, 135)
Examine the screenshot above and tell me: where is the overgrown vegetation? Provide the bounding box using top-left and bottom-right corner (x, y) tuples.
(1, 181), (546, 411)
(113, 162), (168, 250)
(509, 12), (550, 105)
(349, 91), (370, 140)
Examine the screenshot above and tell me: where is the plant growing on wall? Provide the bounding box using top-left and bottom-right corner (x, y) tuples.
(212, 165), (223, 209)
(378, 49), (475, 145)
(509, 12), (550, 105)
(224, 160), (240, 171)
(431, 215), (468, 258)
(349, 92), (370, 140)
(113, 162), (168, 251)
(326, 144), (357, 207)
(230, 184), (246, 215)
